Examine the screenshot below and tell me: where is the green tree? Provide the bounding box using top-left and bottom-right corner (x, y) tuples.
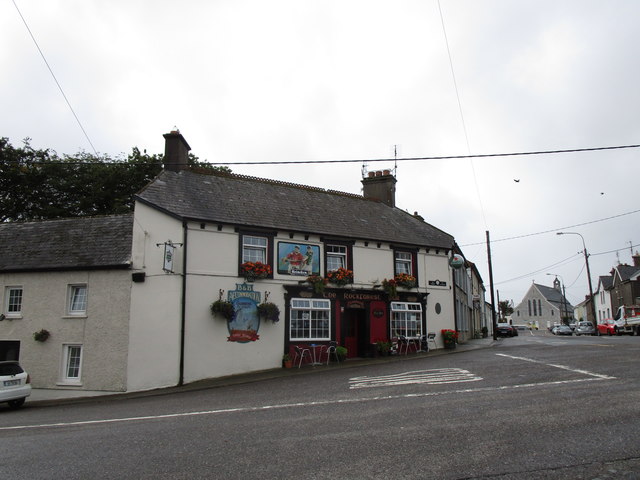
(498, 300), (514, 320)
(0, 137), (230, 222)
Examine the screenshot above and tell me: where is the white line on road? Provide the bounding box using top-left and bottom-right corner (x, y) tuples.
(496, 353), (617, 379)
(0, 377), (612, 433)
(349, 368), (482, 389)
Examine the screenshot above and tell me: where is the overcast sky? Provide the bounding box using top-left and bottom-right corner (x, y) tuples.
(2, 0), (639, 308)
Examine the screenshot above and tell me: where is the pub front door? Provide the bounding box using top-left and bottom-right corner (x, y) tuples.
(343, 308), (367, 358)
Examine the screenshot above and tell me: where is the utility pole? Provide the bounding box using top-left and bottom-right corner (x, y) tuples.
(486, 231), (498, 340)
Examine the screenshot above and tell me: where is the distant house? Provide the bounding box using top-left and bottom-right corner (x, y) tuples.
(609, 254), (640, 312)
(513, 278), (574, 329)
(0, 215), (133, 391)
(594, 275), (614, 324)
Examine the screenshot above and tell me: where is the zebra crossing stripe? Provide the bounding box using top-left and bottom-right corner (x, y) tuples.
(349, 368), (483, 389)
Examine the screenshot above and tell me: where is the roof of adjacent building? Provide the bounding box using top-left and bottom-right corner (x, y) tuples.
(599, 275), (614, 290)
(136, 170), (455, 249)
(613, 264), (640, 283)
(535, 283), (574, 312)
(0, 214), (133, 272)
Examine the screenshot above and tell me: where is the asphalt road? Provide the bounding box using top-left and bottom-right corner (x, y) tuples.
(2, 332), (640, 479)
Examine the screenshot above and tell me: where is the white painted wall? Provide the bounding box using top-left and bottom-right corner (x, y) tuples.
(0, 269), (130, 391)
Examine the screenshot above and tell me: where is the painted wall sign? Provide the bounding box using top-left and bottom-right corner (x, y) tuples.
(346, 300), (365, 309)
(277, 242), (320, 276)
(227, 284), (261, 343)
(429, 280), (447, 287)
(373, 308), (385, 318)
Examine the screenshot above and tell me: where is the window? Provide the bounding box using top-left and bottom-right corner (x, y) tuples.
(289, 299), (330, 340)
(4, 287), (23, 317)
(242, 235), (268, 263)
(62, 345), (83, 383)
(68, 285), (87, 316)
(395, 251), (413, 275)
(528, 300), (532, 316)
(326, 244), (347, 271)
(538, 299), (542, 316)
(533, 299), (537, 316)
(391, 302), (423, 338)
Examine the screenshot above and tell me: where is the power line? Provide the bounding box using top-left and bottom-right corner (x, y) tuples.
(460, 208), (640, 247)
(12, 0), (98, 155)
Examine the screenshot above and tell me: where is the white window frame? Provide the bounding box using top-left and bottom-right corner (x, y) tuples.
(61, 344), (83, 384)
(242, 235), (268, 264)
(289, 298), (331, 341)
(395, 251), (413, 276)
(390, 302), (423, 339)
(67, 284), (88, 316)
(4, 286), (23, 317)
(326, 244), (347, 272)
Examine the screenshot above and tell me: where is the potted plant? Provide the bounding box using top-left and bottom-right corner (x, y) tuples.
(394, 273), (417, 289)
(33, 329), (50, 342)
(376, 340), (392, 356)
(240, 261), (272, 282)
(210, 299), (234, 320)
(481, 326), (489, 338)
(257, 302), (280, 323)
(382, 278), (398, 299)
(441, 329), (459, 349)
(336, 345), (348, 362)
(282, 353), (292, 369)
(306, 274), (328, 294)
(326, 268), (354, 287)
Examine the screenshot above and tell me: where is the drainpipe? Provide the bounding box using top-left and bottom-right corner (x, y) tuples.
(178, 220), (188, 386)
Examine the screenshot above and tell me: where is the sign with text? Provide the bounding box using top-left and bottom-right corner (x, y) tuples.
(277, 242), (320, 276)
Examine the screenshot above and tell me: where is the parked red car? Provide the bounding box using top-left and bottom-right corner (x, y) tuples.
(597, 321), (615, 336)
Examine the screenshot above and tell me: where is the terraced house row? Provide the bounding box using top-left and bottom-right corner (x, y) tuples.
(0, 131), (490, 393)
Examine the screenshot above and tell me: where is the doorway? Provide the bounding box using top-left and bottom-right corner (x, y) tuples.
(343, 309), (368, 358)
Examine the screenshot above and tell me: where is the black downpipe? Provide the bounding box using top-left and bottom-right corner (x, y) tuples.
(178, 221), (188, 386)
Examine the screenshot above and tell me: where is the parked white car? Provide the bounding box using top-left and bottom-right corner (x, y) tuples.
(0, 361), (32, 408)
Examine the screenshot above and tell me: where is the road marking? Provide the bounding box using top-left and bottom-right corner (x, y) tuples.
(349, 368), (482, 389)
(496, 353), (616, 379)
(0, 377), (613, 433)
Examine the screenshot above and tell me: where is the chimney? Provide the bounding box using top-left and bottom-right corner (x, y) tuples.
(633, 251), (640, 267)
(361, 170), (397, 207)
(163, 130), (191, 172)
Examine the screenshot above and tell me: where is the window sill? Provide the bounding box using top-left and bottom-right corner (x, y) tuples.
(2, 314), (23, 320)
(62, 315), (88, 319)
(56, 381), (83, 387)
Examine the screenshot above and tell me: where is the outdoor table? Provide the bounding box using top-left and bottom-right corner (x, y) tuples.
(308, 344), (325, 365)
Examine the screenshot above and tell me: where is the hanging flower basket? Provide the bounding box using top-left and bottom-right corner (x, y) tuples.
(210, 300), (234, 320)
(326, 268), (354, 287)
(306, 274), (328, 294)
(257, 302), (280, 323)
(240, 261), (272, 282)
(33, 329), (50, 342)
(394, 273), (417, 289)
(382, 278), (398, 299)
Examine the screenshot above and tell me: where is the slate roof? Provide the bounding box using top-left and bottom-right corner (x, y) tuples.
(535, 283), (574, 313)
(599, 275), (614, 290)
(613, 264), (640, 282)
(136, 170), (455, 249)
(0, 214), (133, 272)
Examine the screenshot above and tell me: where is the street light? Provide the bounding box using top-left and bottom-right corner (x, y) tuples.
(556, 231), (597, 334)
(546, 273), (569, 325)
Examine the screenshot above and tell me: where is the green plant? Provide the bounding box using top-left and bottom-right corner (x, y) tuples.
(33, 329), (50, 342)
(376, 340), (391, 355)
(210, 300), (234, 320)
(282, 353), (291, 362)
(381, 278), (398, 298)
(336, 346), (348, 361)
(306, 274), (328, 294)
(257, 302), (280, 323)
(481, 326), (489, 338)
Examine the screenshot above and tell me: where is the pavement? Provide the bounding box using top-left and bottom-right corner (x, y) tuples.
(28, 336), (497, 406)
